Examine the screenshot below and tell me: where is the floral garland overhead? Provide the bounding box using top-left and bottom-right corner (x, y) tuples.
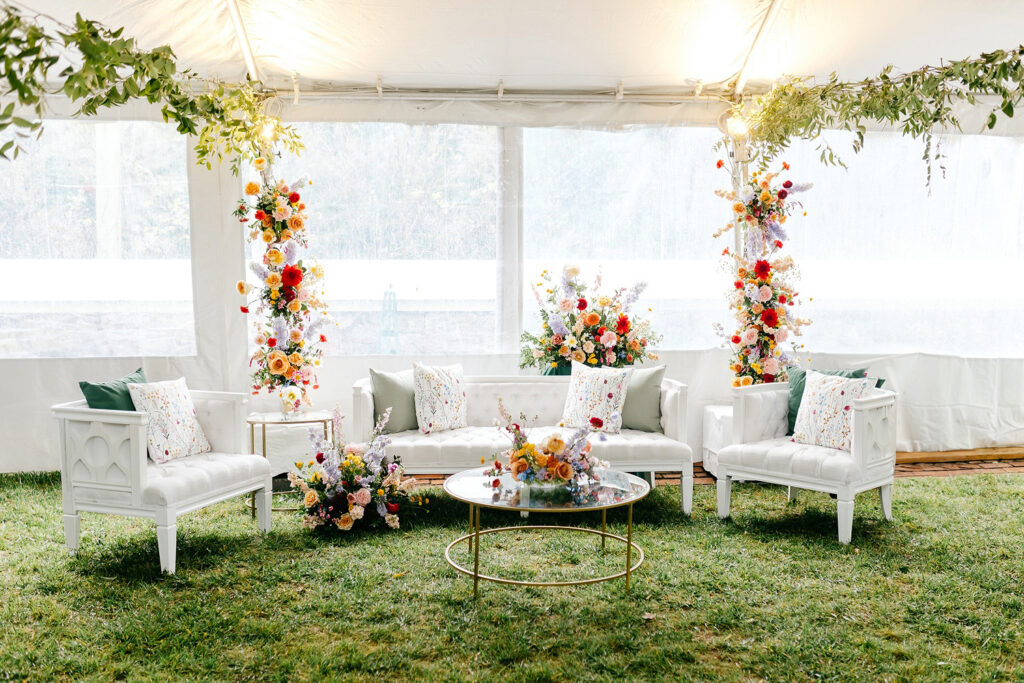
(233, 157), (330, 411)
(713, 160), (811, 386)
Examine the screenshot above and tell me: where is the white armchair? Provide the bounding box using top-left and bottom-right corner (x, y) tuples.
(715, 382), (897, 543)
(52, 391), (273, 574)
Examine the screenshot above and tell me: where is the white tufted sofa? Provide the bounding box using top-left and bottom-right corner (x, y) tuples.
(52, 391), (272, 573)
(352, 375), (695, 513)
(715, 382), (898, 543)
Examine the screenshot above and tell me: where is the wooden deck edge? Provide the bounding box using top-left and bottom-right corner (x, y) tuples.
(896, 446), (1024, 464)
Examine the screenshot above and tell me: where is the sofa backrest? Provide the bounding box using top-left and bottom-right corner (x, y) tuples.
(464, 376), (570, 427)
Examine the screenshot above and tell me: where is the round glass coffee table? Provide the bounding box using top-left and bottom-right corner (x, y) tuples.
(443, 467), (650, 597)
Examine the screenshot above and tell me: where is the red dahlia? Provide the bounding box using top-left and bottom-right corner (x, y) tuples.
(615, 314), (630, 335)
(385, 502), (400, 514)
(754, 260), (771, 279)
(777, 189), (788, 199)
(267, 337), (277, 347)
(289, 192), (300, 203)
(589, 417), (604, 429)
(734, 280), (743, 289)
(254, 210), (265, 220)
(577, 298), (588, 310)
(760, 308), (779, 327)
(282, 265), (303, 287)
(782, 180), (793, 188)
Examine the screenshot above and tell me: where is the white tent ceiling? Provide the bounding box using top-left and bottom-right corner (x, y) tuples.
(21, 0), (1024, 97)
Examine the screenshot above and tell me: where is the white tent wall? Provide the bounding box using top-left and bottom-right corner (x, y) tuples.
(2, 97), (1024, 473)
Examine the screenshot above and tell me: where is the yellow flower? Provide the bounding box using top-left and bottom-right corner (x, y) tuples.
(287, 300), (301, 313)
(265, 273), (282, 288)
(245, 181), (260, 196)
(760, 190), (771, 202)
(261, 230), (275, 243)
(571, 349), (586, 363)
(236, 280), (252, 295)
(732, 202), (745, 214)
(732, 378), (741, 387)
(587, 354), (598, 365)
(377, 489), (384, 496)
(254, 157), (267, 171)
(310, 264), (324, 279)
(267, 249), (285, 266)
(303, 489), (319, 507)
(741, 376), (753, 386)
(597, 296), (611, 307)
(294, 461), (303, 469)
(480, 457), (485, 464)
(288, 352), (303, 365)
(550, 361), (557, 368)
(288, 214), (305, 231)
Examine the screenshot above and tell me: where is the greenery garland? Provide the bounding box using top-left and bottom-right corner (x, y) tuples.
(0, 4), (301, 172)
(736, 46), (1024, 182)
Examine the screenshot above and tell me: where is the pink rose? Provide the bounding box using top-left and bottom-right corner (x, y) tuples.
(599, 330), (618, 346)
(741, 328), (759, 345)
(354, 488), (372, 507)
(558, 299), (573, 313)
(757, 285), (774, 303)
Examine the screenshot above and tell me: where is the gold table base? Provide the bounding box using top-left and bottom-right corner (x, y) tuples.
(445, 502), (643, 597)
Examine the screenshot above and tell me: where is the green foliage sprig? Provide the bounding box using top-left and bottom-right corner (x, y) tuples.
(738, 46), (1024, 183)
(0, 3), (301, 171)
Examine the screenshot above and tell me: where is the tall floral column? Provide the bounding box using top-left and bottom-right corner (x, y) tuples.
(234, 156), (331, 413)
(714, 160), (812, 386)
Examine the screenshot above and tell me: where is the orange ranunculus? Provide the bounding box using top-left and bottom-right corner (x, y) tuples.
(554, 461), (573, 480)
(267, 351), (290, 375)
(288, 352), (303, 365)
(245, 181), (260, 195)
(511, 459), (529, 476)
(534, 452), (549, 468)
(583, 312), (601, 326)
(733, 202), (745, 214)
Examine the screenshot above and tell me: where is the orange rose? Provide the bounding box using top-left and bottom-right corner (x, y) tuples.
(511, 460), (529, 476)
(554, 461), (573, 480)
(267, 351), (290, 375)
(288, 214), (305, 231)
(287, 300), (301, 313)
(583, 312), (601, 326)
(245, 181), (260, 196)
(288, 352), (303, 365)
(534, 452), (549, 468)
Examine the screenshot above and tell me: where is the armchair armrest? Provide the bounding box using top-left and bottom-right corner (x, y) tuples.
(851, 389), (898, 475)
(352, 378), (376, 443)
(659, 378), (688, 442)
(52, 399), (148, 508)
(731, 382), (790, 444)
(191, 391), (247, 454)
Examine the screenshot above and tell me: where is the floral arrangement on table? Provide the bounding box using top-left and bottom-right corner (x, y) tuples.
(233, 156), (331, 413)
(288, 407), (421, 531)
(483, 398), (609, 503)
(520, 266), (661, 373)
(713, 160), (812, 386)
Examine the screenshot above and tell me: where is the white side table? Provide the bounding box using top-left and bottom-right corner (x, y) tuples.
(702, 405), (733, 478)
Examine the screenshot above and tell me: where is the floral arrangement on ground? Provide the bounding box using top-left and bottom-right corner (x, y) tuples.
(713, 160), (812, 385)
(233, 157), (331, 411)
(520, 266), (661, 372)
(483, 398), (609, 504)
(289, 407), (422, 531)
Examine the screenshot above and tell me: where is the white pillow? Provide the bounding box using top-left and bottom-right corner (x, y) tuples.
(561, 361), (631, 433)
(128, 378), (212, 464)
(412, 363), (467, 434)
(792, 370), (875, 451)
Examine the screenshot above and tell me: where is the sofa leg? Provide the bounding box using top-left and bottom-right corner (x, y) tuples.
(716, 474), (732, 519)
(879, 483), (893, 521)
(157, 517), (177, 574)
(837, 497), (854, 544)
(681, 472), (693, 516)
(64, 513), (81, 554)
(787, 486), (799, 503)
(256, 483), (272, 533)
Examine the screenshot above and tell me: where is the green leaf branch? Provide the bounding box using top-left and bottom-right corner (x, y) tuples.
(0, 2), (301, 171)
(735, 46), (1024, 183)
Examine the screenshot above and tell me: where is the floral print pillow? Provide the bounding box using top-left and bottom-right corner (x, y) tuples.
(128, 378), (212, 464)
(412, 363), (467, 434)
(561, 361), (631, 433)
(792, 370), (875, 451)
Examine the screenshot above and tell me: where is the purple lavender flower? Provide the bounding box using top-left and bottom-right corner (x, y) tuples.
(549, 316), (569, 338)
(623, 282), (648, 310)
(250, 262), (269, 281)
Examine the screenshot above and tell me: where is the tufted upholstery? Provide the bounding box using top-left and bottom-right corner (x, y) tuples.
(732, 384), (789, 443)
(387, 425), (692, 473)
(144, 452), (271, 506)
(717, 438), (862, 484)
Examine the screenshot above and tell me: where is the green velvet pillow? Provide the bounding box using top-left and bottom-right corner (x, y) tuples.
(621, 365), (666, 432)
(369, 368), (419, 433)
(787, 367), (885, 435)
(78, 368), (147, 411)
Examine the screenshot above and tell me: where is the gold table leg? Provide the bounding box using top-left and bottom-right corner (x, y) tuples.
(626, 503), (634, 593)
(472, 503), (481, 598)
(601, 509), (607, 552)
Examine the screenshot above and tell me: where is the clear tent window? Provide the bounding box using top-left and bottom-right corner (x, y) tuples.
(0, 121), (195, 359)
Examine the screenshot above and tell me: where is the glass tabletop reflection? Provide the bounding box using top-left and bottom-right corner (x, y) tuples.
(443, 467), (650, 512)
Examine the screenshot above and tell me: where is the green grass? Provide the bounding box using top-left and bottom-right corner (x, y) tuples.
(1, 472), (1022, 681)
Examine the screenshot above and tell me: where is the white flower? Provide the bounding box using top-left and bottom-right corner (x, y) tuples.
(350, 505), (364, 520)
(564, 265), (580, 278)
(385, 513), (400, 529)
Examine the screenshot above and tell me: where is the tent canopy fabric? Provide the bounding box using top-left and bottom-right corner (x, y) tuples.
(22, 0), (1024, 97)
